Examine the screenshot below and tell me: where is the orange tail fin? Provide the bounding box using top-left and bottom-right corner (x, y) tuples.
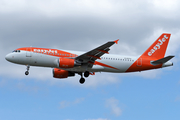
(141, 33), (171, 59)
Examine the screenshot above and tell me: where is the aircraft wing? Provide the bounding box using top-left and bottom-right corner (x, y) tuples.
(75, 39), (119, 68)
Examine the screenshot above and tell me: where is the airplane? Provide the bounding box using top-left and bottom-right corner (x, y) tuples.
(5, 33), (174, 84)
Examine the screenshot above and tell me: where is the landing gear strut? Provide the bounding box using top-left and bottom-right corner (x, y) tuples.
(25, 65), (30, 75)
(78, 73), (85, 84)
(78, 71), (90, 84)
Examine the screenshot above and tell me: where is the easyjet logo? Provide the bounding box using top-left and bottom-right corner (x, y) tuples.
(148, 35), (168, 56)
(33, 49), (58, 54)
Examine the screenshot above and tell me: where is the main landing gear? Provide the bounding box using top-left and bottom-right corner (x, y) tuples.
(25, 65), (30, 75)
(79, 71), (90, 84)
(79, 77), (85, 84)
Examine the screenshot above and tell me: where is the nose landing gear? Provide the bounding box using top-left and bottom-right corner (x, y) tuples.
(25, 65), (30, 75)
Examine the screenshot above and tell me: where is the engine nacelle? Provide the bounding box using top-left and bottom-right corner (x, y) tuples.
(53, 68), (75, 78)
(58, 58), (75, 68)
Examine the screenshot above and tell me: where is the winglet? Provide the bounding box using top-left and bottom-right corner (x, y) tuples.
(114, 39), (119, 44)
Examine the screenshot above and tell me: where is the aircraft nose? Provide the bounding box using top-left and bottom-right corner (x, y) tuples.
(5, 54), (12, 62)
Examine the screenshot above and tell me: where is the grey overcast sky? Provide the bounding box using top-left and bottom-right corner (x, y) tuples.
(1, 0), (180, 79)
(1, 0), (180, 120)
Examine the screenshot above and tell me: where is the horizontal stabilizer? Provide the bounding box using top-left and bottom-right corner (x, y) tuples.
(151, 56), (174, 65)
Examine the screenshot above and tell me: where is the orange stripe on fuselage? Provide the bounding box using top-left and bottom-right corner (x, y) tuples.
(17, 47), (78, 58)
(126, 57), (162, 72)
(94, 61), (119, 70)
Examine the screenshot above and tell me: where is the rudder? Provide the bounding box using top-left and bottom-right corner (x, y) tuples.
(141, 33), (171, 59)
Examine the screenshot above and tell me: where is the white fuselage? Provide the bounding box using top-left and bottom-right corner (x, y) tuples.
(5, 49), (139, 73)
(4, 33), (174, 84)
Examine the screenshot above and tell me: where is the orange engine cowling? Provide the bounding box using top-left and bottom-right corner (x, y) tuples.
(58, 58), (75, 68)
(53, 68), (75, 78)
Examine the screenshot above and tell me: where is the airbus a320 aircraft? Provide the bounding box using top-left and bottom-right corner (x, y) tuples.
(5, 33), (174, 84)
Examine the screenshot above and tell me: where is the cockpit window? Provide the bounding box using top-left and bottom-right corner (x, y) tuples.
(12, 50), (21, 52)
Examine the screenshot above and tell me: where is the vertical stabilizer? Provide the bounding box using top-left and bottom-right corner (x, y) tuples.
(126, 33), (171, 72)
(141, 33), (171, 59)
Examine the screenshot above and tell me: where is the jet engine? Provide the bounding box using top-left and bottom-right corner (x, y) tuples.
(55, 58), (81, 68)
(58, 58), (75, 68)
(53, 68), (75, 78)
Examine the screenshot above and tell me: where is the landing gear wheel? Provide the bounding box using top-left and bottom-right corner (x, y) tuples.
(84, 71), (90, 78)
(79, 78), (85, 84)
(25, 65), (30, 76)
(25, 71), (29, 75)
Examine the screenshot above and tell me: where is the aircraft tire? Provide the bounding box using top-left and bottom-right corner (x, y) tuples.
(84, 71), (90, 78)
(79, 78), (85, 84)
(25, 71), (29, 75)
